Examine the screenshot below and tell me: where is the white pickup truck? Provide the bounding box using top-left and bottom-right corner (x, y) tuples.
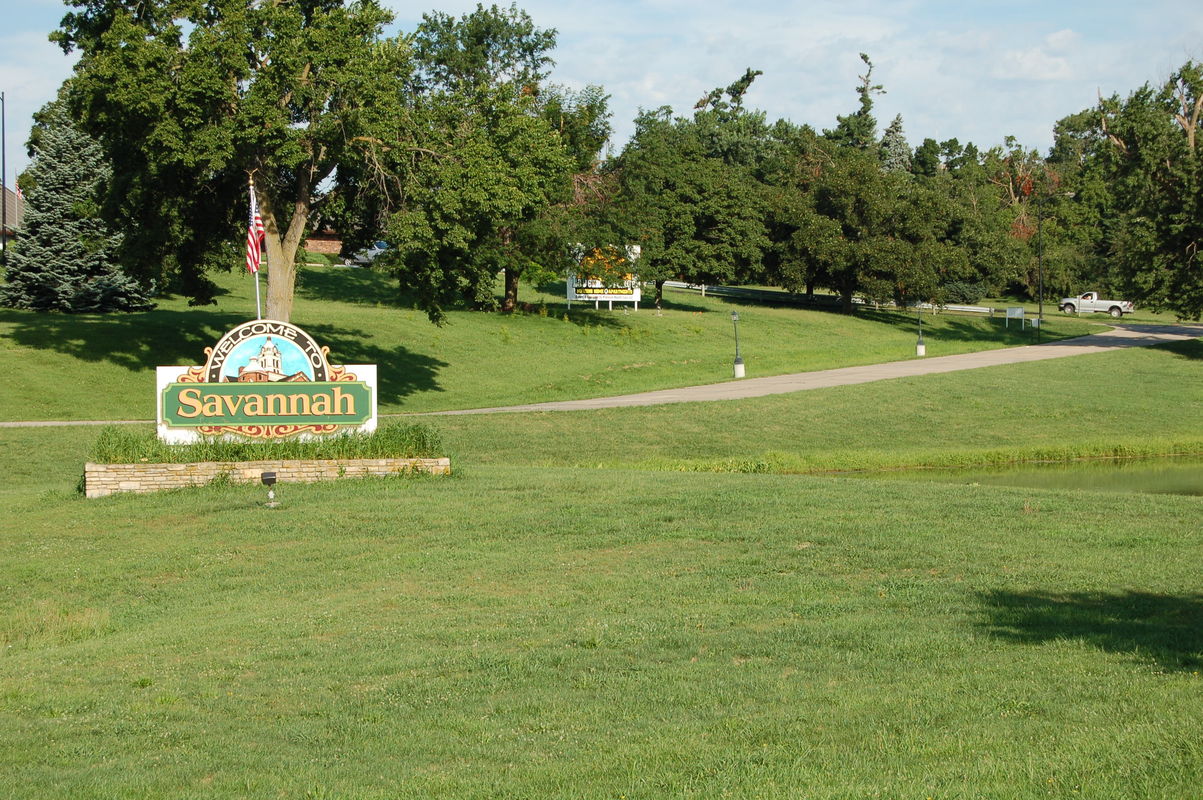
(1058, 292), (1135, 318)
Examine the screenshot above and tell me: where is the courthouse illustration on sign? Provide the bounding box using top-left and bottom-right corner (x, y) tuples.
(156, 320), (377, 444)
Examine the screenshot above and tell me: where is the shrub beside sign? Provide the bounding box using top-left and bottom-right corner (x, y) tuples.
(156, 320), (378, 444)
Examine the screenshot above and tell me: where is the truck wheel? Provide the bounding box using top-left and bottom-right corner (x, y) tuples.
(1062, 303), (1075, 314)
(1109, 306), (1123, 318)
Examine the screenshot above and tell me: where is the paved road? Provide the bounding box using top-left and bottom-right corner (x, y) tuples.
(423, 324), (1203, 415)
(3, 324), (1200, 427)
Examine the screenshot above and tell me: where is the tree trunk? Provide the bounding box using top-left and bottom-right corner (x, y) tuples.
(654, 279), (665, 309)
(840, 285), (855, 314)
(258, 183), (310, 322)
(502, 266), (520, 313)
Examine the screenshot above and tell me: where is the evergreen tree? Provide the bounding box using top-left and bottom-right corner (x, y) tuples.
(0, 102), (152, 312)
(824, 53), (882, 149)
(912, 137), (942, 177)
(878, 115), (911, 172)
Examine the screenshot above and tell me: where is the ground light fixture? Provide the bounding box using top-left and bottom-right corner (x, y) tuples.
(731, 311), (745, 378)
(916, 305), (926, 357)
(261, 471), (279, 508)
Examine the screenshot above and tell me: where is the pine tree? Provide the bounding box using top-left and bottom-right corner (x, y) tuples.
(879, 115), (912, 173)
(825, 53), (883, 149)
(0, 102), (152, 312)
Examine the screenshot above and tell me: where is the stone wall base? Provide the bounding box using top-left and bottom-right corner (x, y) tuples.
(85, 458), (451, 499)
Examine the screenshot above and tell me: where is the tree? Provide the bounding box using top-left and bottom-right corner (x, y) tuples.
(824, 53), (883, 149)
(387, 86), (572, 321)
(904, 136), (1033, 301)
(381, 4), (585, 322)
(878, 114), (911, 173)
(612, 101), (769, 309)
(767, 141), (970, 312)
(55, 0), (409, 320)
(1095, 61), (1203, 318)
(912, 137), (942, 177)
(1, 101), (152, 312)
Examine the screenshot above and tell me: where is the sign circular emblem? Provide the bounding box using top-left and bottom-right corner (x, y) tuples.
(203, 320), (330, 384)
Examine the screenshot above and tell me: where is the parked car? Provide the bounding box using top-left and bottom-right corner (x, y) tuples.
(343, 241), (390, 267)
(1058, 292), (1134, 318)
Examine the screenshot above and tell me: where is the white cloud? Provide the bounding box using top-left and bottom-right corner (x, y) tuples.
(991, 29), (1083, 82)
(993, 47), (1075, 81)
(5, 0), (1203, 181)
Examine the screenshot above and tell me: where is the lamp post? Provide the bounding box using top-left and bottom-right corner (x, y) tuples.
(731, 311), (745, 378)
(916, 304), (925, 356)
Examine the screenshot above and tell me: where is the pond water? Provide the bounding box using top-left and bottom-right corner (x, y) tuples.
(848, 456), (1203, 496)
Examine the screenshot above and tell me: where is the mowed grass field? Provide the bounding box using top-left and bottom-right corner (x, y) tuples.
(0, 265), (1098, 420)
(2, 267), (1201, 798)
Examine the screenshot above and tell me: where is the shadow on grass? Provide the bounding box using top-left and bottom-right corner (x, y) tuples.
(857, 308), (1057, 345)
(978, 589), (1203, 670)
(0, 309), (448, 404)
(0, 308), (245, 371)
(296, 266), (408, 308)
(1157, 339), (1203, 360)
(301, 322), (447, 404)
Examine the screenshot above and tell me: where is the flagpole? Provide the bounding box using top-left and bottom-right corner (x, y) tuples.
(249, 176), (263, 319)
(257, 236), (265, 321)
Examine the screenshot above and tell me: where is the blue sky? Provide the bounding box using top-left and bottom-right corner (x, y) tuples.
(3, 0), (1201, 186)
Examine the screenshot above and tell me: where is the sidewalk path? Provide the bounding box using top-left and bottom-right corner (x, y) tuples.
(423, 324), (1203, 415)
(3, 324), (1200, 427)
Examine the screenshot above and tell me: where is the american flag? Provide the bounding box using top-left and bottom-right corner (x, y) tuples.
(246, 185), (265, 273)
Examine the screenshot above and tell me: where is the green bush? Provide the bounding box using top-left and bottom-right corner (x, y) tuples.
(90, 421), (444, 464)
(940, 280), (988, 305)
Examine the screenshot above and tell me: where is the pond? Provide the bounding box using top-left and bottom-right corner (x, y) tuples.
(848, 456), (1203, 496)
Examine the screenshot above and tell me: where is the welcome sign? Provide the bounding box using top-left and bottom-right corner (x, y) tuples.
(156, 320), (377, 443)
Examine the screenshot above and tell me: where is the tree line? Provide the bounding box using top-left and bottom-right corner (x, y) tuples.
(3, 2), (1201, 323)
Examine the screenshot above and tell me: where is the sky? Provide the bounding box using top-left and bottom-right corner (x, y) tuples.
(2, 0), (1201, 187)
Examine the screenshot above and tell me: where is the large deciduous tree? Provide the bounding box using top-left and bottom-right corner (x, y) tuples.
(54, 0), (408, 320)
(380, 4), (594, 322)
(610, 73), (773, 308)
(613, 109), (768, 308)
(771, 146), (967, 312)
(1095, 62), (1203, 318)
(1, 100), (153, 312)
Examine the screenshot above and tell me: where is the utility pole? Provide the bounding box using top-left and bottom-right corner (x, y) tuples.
(2, 91), (7, 265)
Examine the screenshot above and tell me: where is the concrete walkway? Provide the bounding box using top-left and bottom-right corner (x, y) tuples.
(424, 324), (1203, 415)
(3, 324), (1200, 427)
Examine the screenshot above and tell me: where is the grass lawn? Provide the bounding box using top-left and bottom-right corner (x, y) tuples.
(0, 265), (1098, 421)
(431, 338), (1203, 472)
(2, 463), (1201, 799)
(2, 271), (1200, 798)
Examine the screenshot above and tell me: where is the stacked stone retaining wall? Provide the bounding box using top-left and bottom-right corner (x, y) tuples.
(85, 458), (451, 499)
